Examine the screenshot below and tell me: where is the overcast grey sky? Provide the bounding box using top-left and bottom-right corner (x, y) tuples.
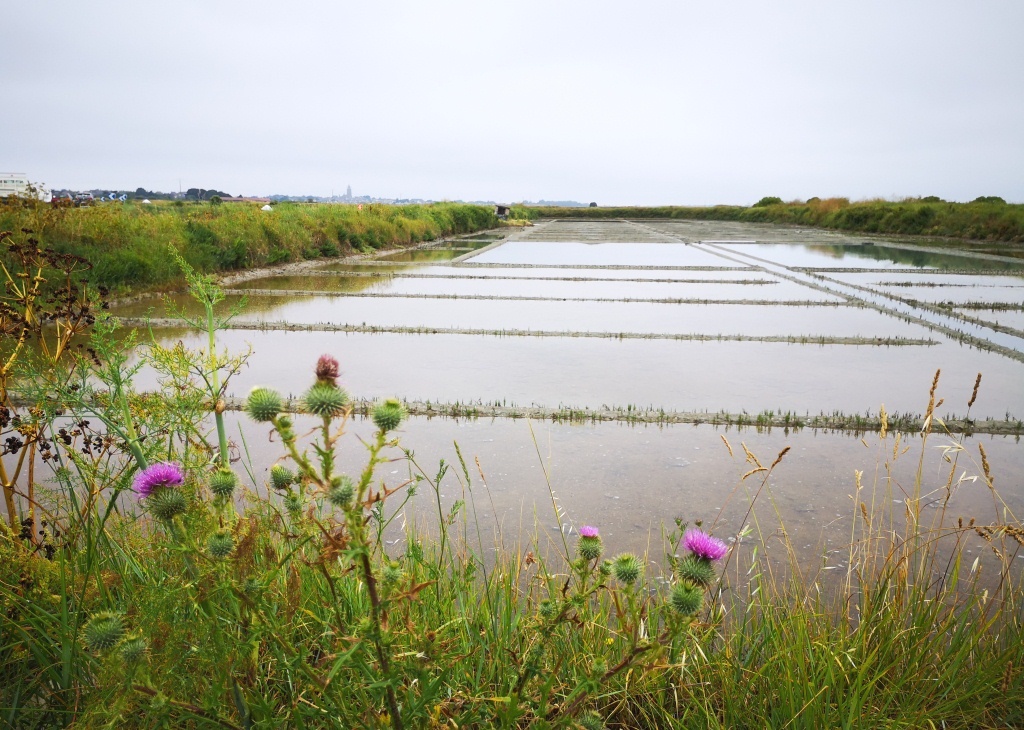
(2, 1), (1022, 204)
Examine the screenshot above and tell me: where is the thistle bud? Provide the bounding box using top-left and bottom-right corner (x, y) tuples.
(119, 635), (148, 664)
(82, 612), (125, 652)
(245, 387), (282, 423)
(328, 475), (355, 507)
(612, 553), (643, 585)
(675, 554), (716, 587)
(148, 488), (187, 522)
(208, 467), (238, 499)
(270, 464), (294, 491)
(576, 525), (603, 561)
(207, 529), (234, 559)
(302, 382), (349, 419)
(371, 398), (406, 432)
(538, 598), (558, 620)
(670, 582), (703, 616)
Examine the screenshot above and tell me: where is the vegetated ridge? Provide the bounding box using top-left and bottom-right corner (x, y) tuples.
(526, 197), (1024, 243)
(0, 200), (498, 294)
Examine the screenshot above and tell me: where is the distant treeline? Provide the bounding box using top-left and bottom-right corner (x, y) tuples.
(0, 201), (497, 293)
(526, 198), (1024, 243)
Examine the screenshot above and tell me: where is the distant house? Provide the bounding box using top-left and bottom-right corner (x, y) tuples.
(494, 204), (511, 220)
(0, 173), (49, 201)
(221, 196), (272, 204)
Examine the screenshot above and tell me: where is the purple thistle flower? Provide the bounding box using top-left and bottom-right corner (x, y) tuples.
(315, 354), (341, 384)
(683, 528), (729, 561)
(132, 462), (185, 499)
(579, 525), (599, 538)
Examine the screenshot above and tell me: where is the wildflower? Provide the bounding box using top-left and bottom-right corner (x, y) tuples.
(132, 462), (184, 499)
(315, 354), (341, 384)
(683, 528), (728, 561)
(576, 526), (603, 561)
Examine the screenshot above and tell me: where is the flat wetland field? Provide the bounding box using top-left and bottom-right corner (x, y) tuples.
(114, 219), (1024, 559)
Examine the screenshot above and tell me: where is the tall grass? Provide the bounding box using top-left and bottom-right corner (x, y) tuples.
(531, 199), (1024, 243)
(0, 200), (498, 294)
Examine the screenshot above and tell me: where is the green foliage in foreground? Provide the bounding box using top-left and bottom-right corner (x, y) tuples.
(0, 200), (497, 293)
(530, 198), (1024, 242)
(2, 255), (1024, 728)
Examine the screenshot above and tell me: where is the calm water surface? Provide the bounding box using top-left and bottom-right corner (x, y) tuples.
(99, 222), (1024, 555)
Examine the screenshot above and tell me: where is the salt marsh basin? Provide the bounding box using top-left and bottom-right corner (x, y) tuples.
(117, 219), (1024, 557)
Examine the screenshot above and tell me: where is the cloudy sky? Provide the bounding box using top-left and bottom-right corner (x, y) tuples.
(3, 1), (1022, 204)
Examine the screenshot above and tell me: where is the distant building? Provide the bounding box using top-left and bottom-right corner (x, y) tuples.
(494, 204), (511, 220)
(346, 185), (353, 200)
(0, 173), (49, 201)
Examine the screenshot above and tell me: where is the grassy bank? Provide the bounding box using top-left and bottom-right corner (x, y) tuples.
(0, 200), (497, 293)
(2, 256), (1023, 728)
(530, 198), (1024, 243)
